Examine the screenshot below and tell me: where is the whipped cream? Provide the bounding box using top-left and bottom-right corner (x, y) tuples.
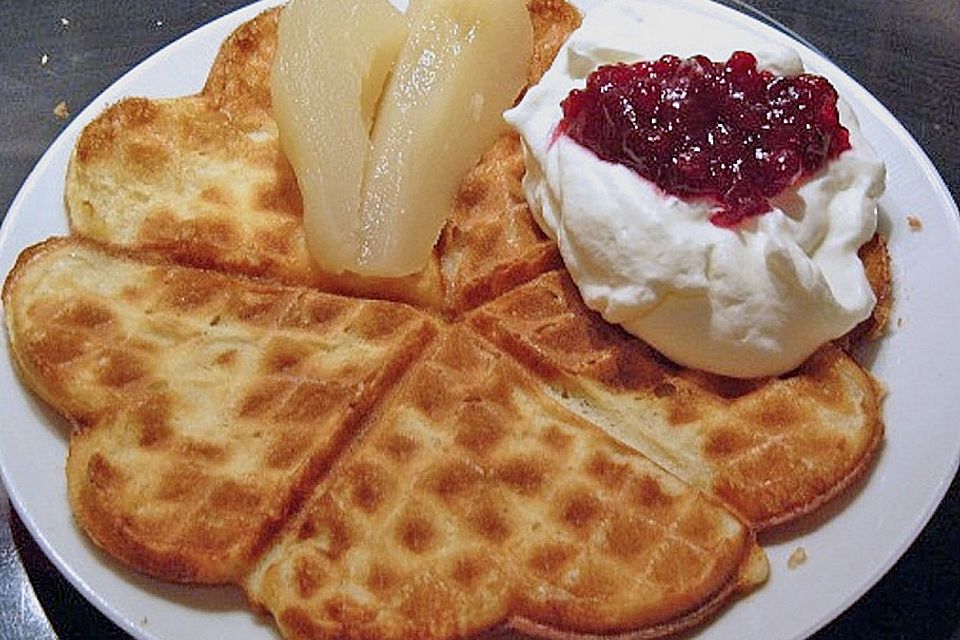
(504, 0), (885, 378)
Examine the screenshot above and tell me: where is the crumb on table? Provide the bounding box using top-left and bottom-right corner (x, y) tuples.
(54, 101), (70, 119)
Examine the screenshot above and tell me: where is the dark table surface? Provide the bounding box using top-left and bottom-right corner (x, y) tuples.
(1, 1), (957, 639)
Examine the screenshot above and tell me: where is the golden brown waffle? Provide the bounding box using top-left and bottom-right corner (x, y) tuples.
(65, 9), (443, 310)
(246, 326), (768, 639)
(440, 132), (563, 314)
(3, 237), (435, 583)
(467, 270), (884, 529)
(2, 0), (892, 638)
(840, 234), (893, 349)
(439, 0), (580, 314)
(3, 238), (767, 637)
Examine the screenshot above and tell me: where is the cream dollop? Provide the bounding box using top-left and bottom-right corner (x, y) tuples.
(504, 0), (885, 378)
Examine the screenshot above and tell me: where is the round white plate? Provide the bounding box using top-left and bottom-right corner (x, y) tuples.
(1, 1), (957, 639)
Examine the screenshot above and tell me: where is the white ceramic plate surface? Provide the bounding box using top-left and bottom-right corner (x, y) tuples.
(0, 1), (957, 639)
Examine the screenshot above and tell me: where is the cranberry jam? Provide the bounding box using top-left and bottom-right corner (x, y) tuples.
(558, 51), (851, 227)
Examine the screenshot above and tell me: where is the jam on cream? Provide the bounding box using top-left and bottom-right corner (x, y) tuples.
(558, 51), (852, 228)
(504, 0), (885, 378)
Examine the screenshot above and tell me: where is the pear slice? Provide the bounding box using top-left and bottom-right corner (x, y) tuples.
(272, 0), (408, 273)
(355, 0), (533, 277)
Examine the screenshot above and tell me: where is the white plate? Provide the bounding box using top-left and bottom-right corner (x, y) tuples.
(0, 1), (957, 639)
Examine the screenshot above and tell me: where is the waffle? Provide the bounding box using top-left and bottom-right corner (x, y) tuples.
(3, 237), (435, 583)
(65, 8), (443, 310)
(468, 270), (884, 529)
(246, 327), (768, 639)
(2, 0), (891, 638)
(438, 0), (580, 313)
